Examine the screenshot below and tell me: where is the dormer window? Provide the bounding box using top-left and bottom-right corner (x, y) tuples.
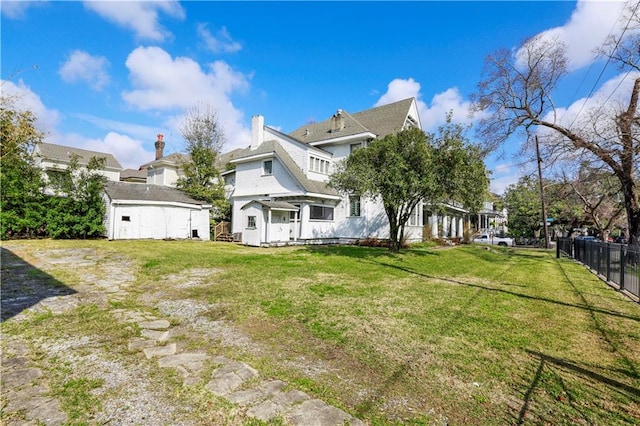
(309, 156), (330, 174)
(263, 160), (273, 175)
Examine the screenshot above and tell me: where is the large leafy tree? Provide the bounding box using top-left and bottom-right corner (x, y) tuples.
(330, 127), (437, 253)
(0, 94), (47, 238)
(504, 176), (544, 240)
(176, 103), (229, 220)
(45, 156), (107, 239)
(432, 117), (489, 214)
(474, 24), (640, 243)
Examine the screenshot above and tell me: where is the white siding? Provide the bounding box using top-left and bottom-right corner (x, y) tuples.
(242, 204), (263, 246)
(108, 204), (210, 241)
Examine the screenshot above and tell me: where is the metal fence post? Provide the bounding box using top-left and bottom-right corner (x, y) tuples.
(620, 245), (626, 292)
(606, 243), (611, 281)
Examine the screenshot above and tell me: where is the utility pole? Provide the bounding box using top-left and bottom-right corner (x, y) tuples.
(535, 135), (550, 249)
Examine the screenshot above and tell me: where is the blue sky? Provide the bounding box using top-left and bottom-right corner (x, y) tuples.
(2, 1), (634, 194)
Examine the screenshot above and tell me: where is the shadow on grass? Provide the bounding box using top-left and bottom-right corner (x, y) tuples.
(516, 350), (640, 424)
(366, 257), (640, 323)
(1, 247), (76, 322)
(303, 244), (440, 259)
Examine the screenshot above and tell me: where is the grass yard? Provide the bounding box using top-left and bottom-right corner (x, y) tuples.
(2, 240), (639, 425)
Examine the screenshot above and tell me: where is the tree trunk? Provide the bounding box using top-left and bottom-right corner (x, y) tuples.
(621, 177), (640, 244)
(616, 77), (640, 245)
(386, 205), (401, 253)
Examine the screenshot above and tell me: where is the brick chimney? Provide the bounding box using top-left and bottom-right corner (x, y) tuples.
(331, 110), (345, 133)
(155, 133), (165, 160)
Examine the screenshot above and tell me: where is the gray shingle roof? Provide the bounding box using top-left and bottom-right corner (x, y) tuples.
(289, 98), (416, 144)
(119, 169), (147, 181)
(232, 140), (339, 197)
(140, 152), (190, 168)
(103, 181), (208, 206)
(36, 143), (123, 169)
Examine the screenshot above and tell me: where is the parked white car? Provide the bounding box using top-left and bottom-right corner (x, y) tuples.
(473, 233), (515, 247)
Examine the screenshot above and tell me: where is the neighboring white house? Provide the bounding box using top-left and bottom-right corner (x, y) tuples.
(33, 142), (123, 183)
(139, 134), (189, 187)
(102, 181), (211, 240)
(227, 98), (472, 247)
(473, 198), (509, 235)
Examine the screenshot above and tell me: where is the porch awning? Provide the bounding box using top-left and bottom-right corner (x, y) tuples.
(241, 200), (299, 212)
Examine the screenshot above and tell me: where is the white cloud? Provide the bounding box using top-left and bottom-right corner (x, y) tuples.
(523, 0), (634, 71)
(122, 46), (252, 151)
(71, 113), (161, 141)
(198, 24), (242, 54)
(375, 78), (486, 132)
(48, 131), (152, 170)
(1, 0), (47, 19)
(540, 70), (640, 135)
(1, 79), (60, 134)
(489, 162), (524, 195)
(83, 0), (185, 41)
(59, 50), (110, 91)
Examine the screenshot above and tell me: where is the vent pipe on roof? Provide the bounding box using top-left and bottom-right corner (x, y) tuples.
(155, 134), (165, 160)
(251, 115), (264, 149)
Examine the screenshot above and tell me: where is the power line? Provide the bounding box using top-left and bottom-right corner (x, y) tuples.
(567, 1), (640, 130)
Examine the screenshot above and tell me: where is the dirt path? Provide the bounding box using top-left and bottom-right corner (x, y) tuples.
(1, 243), (364, 425)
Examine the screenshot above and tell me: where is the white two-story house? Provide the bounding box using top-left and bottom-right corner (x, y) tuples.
(228, 98), (439, 246)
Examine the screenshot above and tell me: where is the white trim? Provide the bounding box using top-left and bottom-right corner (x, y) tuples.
(110, 199), (211, 210)
(230, 152), (274, 164)
(308, 132), (376, 146)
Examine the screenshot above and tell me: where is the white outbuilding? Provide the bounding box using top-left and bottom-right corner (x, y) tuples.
(103, 181), (211, 241)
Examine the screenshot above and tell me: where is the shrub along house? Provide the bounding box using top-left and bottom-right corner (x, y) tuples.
(33, 140), (212, 241)
(226, 98), (474, 246)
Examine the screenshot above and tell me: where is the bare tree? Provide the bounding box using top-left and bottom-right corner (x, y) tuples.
(473, 29), (640, 244)
(176, 102), (229, 219)
(564, 167), (627, 240)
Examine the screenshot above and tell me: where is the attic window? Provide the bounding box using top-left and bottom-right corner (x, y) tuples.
(404, 116), (418, 129)
(309, 156), (330, 174)
(122, 216), (131, 222)
(263, 160), (273, 176)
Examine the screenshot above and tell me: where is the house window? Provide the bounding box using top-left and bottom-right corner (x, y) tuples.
(122, 216), (131, 222)
(47, 169), (71, 190)
(350, 143), (361, 153)
(309, 156), (330, 174)
(408, 206), (420, 226)
(310, 205), (334, 221)
(263, 160), (273, 175)
(349, 196), (361, 217)
(247, 216), (256, 228)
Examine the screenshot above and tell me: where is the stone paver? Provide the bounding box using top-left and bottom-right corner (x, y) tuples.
(138, 319), (171, 329)
(141, 329), (170, 342)
(158, 352), (208, 368)
(0, 338), (68, 425)
(143, 343), (177, 359)
(2, 247), (368, 426)
(286, 399), (365, 426)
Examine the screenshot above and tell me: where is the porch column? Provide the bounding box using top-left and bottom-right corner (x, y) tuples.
(430, 214), (438, 238)
(442, 216), (449, 238)
(266, 209), (272, 243)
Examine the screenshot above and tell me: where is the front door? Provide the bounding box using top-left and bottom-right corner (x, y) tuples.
(289, 209), (300, 241)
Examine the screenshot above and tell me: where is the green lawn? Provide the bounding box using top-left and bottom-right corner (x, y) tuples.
(2, 240), (639, 425)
